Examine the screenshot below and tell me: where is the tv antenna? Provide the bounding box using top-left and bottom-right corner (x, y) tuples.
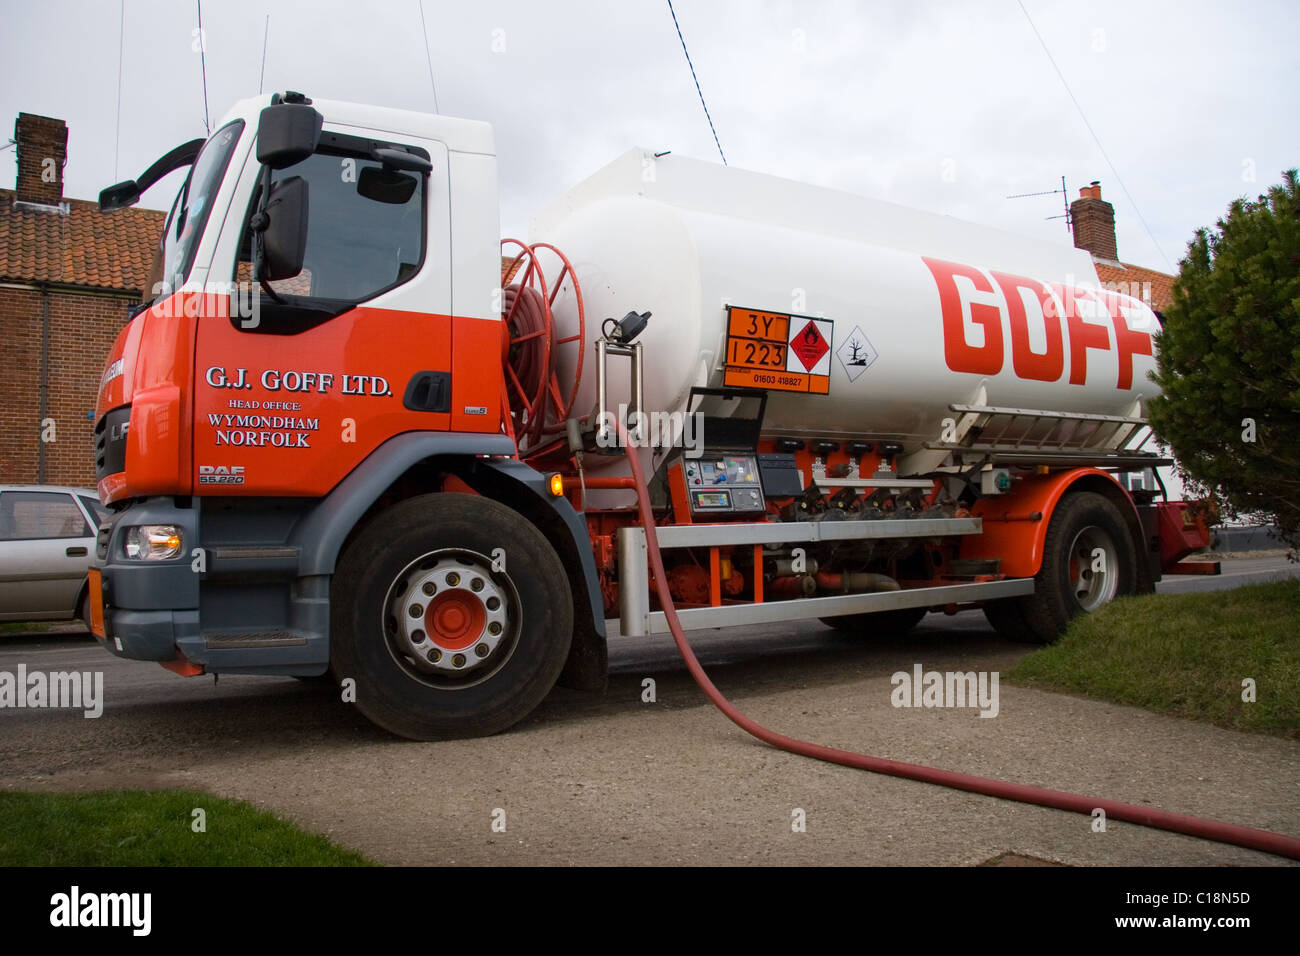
(196, 0), (210, 135)
(1007, 175), (1071, 234)
(258, 15), (270, 94)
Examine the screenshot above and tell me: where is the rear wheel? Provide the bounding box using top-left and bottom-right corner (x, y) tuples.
(331, 494), (572, 740)
(821, 607), (927, 636)
(983, 491), (1136, 644)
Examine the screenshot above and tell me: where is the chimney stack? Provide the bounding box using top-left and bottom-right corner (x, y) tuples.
(1070, 180), (1118, 261)
(14, 112), (68, 207)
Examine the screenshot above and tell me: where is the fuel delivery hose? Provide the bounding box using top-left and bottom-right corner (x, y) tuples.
(614, 421), (1300, 862)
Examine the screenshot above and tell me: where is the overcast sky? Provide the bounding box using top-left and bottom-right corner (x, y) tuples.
(3, 0), (1296, 273)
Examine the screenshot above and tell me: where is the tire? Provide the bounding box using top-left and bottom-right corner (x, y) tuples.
(293, 669), (335, 683)
(981, 597), (1038, 643)
(76, 590), (92, 632)
(983, 491), (1137, 644)
(330, 493), (573, 740)
(821, 607), (927, 636)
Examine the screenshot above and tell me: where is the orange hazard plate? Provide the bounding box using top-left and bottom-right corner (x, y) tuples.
(723, 306), (834, 394)
(88, 568), (106, 638)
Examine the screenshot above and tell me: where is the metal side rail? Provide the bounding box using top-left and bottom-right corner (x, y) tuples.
(927, 403), (1171, 469)
(609, 516), (1034, 637)
(641, 516), (981, 547)
(924, 445), (1173, 470)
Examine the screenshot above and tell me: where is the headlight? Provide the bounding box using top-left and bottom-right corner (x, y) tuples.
(123, 525), (184, 560)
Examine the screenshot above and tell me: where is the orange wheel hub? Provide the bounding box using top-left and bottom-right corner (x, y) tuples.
(425, 590), (486, 651)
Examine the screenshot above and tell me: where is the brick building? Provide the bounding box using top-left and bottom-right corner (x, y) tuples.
(1070, 180), (1176, 314)
(0, 112), (165, 487)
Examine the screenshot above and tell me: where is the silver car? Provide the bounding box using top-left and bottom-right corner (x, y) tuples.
(0, 485), (106, 625)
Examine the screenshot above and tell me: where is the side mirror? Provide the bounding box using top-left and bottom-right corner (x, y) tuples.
(358, 166), (418, 205)
(256, 103), (322, 170)
(99, 179), (140, 212)
(259, 176), (309, 281)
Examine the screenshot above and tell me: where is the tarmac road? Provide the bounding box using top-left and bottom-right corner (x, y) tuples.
(1, 556), (1296, 866)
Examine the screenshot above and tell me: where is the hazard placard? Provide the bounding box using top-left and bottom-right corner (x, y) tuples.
(723, 307), (833, 394)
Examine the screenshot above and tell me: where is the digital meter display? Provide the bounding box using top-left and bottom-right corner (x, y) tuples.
(692, 491), (732, 509)
(683, 453), (764, 515)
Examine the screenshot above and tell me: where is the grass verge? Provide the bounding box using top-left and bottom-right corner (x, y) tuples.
(1008, 579), (1300, 739)
(0, 789), (375, 866)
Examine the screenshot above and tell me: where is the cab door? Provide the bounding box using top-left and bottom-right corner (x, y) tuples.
(193, 127), (452, 498)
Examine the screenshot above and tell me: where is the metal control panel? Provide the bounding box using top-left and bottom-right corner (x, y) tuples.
(684, 454), (766, 515)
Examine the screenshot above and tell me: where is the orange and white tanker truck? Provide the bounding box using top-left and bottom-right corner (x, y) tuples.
(88, 92), (1209, 739)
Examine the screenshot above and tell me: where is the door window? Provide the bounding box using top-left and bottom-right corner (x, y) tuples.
(0, 492), (91, 541)
(235, 132), (427, 332)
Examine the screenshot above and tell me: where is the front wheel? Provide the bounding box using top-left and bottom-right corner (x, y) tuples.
(983, 490), (1137, 644)
(330, 494), (573, 740)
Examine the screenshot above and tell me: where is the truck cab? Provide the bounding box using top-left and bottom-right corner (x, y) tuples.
(90, 94), (604, 732)
(96, 93), (507, 503)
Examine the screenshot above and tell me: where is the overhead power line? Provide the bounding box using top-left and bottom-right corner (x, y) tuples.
(666, 0), (726, 165)
(1016, 1), (1172, 270)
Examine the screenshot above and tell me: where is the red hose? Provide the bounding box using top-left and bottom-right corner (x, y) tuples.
(615, 422), (1300, 861)
(503, 284), (548, 431)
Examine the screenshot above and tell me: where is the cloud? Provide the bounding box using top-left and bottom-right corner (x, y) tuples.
(2, 0), (1296, 273)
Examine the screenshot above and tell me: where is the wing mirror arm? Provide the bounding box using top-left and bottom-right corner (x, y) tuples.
(249, 166), (284, 304)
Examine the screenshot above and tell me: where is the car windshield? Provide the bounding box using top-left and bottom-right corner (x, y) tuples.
(157, 120), (245, 292)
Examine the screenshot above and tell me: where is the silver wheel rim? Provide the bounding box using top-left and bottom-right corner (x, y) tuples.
(1068, 525), (1118, 612)
(382, 548), (521, 689)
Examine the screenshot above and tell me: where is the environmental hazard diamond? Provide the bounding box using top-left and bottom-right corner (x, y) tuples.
(836, 325), (878, 382)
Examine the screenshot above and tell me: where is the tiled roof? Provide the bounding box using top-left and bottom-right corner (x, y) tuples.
(1093, 259), (1176, 314)
(0, 189), (166, 293)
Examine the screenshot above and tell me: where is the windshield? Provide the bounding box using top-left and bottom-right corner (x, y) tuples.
(156, 120), (245, 294)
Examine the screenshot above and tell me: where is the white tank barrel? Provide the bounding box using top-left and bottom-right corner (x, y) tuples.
(530, 149), (1160, 472)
